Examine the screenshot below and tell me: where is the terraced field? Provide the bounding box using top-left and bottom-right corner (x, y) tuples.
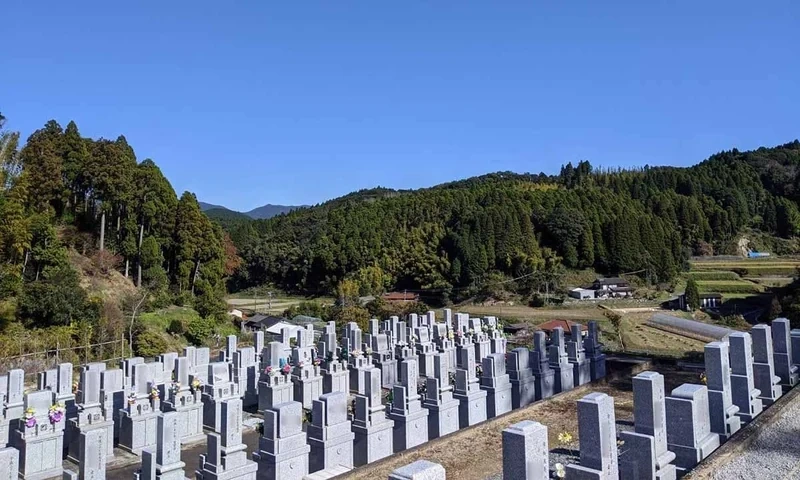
(695, 280), (764, 294)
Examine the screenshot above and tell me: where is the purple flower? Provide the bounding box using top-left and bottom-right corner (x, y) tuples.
(25, 417), (37, 428)
(49, 411), (63, 424)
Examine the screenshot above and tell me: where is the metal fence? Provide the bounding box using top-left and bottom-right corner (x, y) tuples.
(0, 336), (128, 380)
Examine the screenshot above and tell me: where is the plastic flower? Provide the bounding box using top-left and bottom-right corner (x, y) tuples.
(297, 361), (305, 369)
(555, 463), (566, 479)
(468, 328), (475, 335)
(48, 403), (65, 424)
(21, 408), (36, 428)
(281, 364), (292, 374)
(448, 331), (454, 340)
(558, 432), (573, 445)
(313, 357), (322, 366)
(365, 347), (373, 355)
(350, 349), (362, 358)
(150, 388), (160, 400)
(170, 382), (181, 394)
(127, 393), (137, 406)
(700, 372), (707, 385)
(191, 378), (203, 391)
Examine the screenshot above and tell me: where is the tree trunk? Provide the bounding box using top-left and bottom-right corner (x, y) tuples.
(99, 211), (106, 251)
(124, 258), (129, 278)
(191, 259), (201, 296)
(136, 223), (144, 288)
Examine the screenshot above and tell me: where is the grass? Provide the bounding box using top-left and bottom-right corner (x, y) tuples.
(685, 271), (740, 281)
(695, 280), (764, 294)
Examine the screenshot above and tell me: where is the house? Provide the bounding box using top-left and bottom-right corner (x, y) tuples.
(381, 291), (420, 303)
(667, 293), (724, 311)
(592, 277), (629, 291)
(568, 288), (596, 300)
(535, 319), (588, 338)
(265, 322), (304, 337)
(242, 314), (286, 332)
(503, 323), (530, 335)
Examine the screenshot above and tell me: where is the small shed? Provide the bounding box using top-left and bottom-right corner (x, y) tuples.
(569, 288), (596, 300)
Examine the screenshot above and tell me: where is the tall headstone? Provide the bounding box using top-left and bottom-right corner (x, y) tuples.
(254, 401), (310, 480)
(502, 421), (548, 480)
(421, 354), (460, 440)
(565, 392), (619, 480)
(162, 357), (205, 444)
(119, 364), (160, 455)
(0, 369), (24, 448)
(77, 428), (108, 479)
(258, 342), (294, 412)
(67, 369), (114, 463)
(619, 372), (676, 480)
(193, 348), (212, 384)
(12, 390), (66, 479)
(202, 363), (240, 433)
(548, 327), (574, 393)
(0, 448), (19, 480)
(471, 319), (491, 364)
(750, 324), (782, 406)
(584, 321), (607, 381)
(567, 325), (591, 387)
(233, 347), (259, 408)
(432, 323), (457, 374)
(291, 329), (324, 408)
(352, 368), (395, 465)
(372, 329), (397, 389)
(665, 384), (720, 473)
(790, 329), (800, 369)
(388, 460), (446, 480)
(530, 332), (555, 401)
(728, 332), (763, 423)
(507, 348), (536, 409)
(56, 363), (78, 450)
(704, 342), (741, 442)
(770, 318), (798, 392)
(307, 392), (354, 474)
(387, 359), (430, 452)
(480, 353), (512, 418)
(196, 398), (258, 480)
(452, 346), (487, 429)
(414, 326), (436, 378)
(100, 369), (124, 446)
(318, 322), (350, 396)
(254, 331), (265, 363)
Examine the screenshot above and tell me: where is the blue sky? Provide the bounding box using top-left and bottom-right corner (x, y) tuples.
(3, 1), (799, 210)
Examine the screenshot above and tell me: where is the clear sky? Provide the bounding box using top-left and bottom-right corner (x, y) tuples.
(3, 1), (799, 211)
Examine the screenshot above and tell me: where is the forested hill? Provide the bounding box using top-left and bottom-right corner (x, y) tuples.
(226, 141), (800, 300)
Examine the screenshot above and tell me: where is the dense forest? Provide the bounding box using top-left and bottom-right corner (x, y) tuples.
(0, 112), (237, 358)
(225, 141), (800, 303)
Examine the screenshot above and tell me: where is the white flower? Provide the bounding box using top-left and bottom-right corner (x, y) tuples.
(555, 463), (566, 479)
(365, 347), (373, 355)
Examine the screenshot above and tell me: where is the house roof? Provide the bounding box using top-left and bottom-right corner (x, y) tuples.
(382, 292), (419, 301)
(535, 319), (588, 334)
(265, 322), (304, 336)
(700, 293), (723, 299)
(595, 277), (627, 285)
(244, 314), (286, 329)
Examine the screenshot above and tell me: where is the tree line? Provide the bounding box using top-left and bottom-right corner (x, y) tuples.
(0, 112), (234, 328)
(224, 141), (800, 303)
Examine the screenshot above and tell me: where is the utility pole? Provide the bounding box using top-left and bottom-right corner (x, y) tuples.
(268, 291), (273, 313)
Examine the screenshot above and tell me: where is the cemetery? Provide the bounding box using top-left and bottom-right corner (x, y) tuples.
(0, 310), (797, 479)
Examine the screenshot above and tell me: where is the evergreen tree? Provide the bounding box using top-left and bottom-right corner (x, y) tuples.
(685, 279), (701, 310)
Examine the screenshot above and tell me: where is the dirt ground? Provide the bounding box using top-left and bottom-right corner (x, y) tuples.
(341, 365), (698, 480)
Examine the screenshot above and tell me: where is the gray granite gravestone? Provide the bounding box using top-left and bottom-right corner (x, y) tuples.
(565, 392), (619, 480)
(480, 353), (512, 418)
(100, 369), (124, 446)
(193, 348), (212, 384)
(318, 322), (350, 396)
(67, 369), (114, 463)
(0, 447), (19, 480)
(791, 329), (800, 369)
(195, 398), (258, 480)
(421, 354), (460, 440)
(77, 427), (107, 479)
(704, 342), (741, 442)
(221, 335), (238, 363)
(530, 332), (555, 401)
(162, 357), (204, 444)
(432, 323), (457, 375)
(471, 319), (491, 364)
(770, 318), (798, 392)
(258, 342), (294, 412)
(507, 347), (537, 409)
(307, 392), (354, 474)
(502, 420), (548, 480)
(728, 332), (763, 423)
(291, 329), (324, 408)
(253, 401), (311, 480)
(0, 369), (24, 448)
(12, 390), (66, 480)
(665, 384), (720, 473)
(202, 362), (240, 433)
(452, 345), (488, 429)
(548, 327), (574, 394)
(750, 324), (783, 406)
(387, 359), (430, 452)
(233, 347), (259, 408)
(584, 321), (607, 381)
(119, 363), (160, 455)
(414, 326), (436, 378)
(254, 331), (265, 362)
(567, 325), (592, 387)
(388, 460), (446, 480)
(619, 372), (676, 480)
(352, 368), (394, 465)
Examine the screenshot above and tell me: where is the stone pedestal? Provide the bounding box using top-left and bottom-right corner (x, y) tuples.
(12, 390), (66, 480)
(729, 332), (763, 423)
(452, 347), (487, 429)
(566, 392), (619, 480)
(421, 354), (460, 440)
(531, 332), (556, 401)
(665, 384), (720, 473)
(321, 361), (350, 396)
(548, 327), (574, 394)
(387, 359), (430, 453)
(507, 348), (537, 409)
(119, 364), (160, 455)
(195, 399), (258, 480)
(202, 363), (241, 434)
(388, 460), (446, 480)
(770, 319), (798, 392)
(162, 357), (205, 445)
(254, 401), (310, 480)
(704, 342), (741, 442)
(352, 368), (395, 465)
(568, 325), (592, 388)
(66, 369), (114, 463)
(584, 321), (607, 381)
(751, 325), (782, 406)
(480, 353), (512, 419)
(307, 392), (354, 474)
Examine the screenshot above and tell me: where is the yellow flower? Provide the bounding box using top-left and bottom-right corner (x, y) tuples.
(558, 432), (573, 445)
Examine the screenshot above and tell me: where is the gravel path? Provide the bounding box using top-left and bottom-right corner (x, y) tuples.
(707, 393), (800, 480)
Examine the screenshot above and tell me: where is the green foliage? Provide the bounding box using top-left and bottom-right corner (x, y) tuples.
(685, 279), (701, 310)
(133, 327), (168, 358)
(329, 305), (370, 332)
(185, 316), (215, 345)
(685, 271), (740, 281)
(365, 298), (430, 320)
(167, 318), (185, 335)
(284, 300), (327, 320)
(695, 280), (763, 294)
(18, 264), (98, 327)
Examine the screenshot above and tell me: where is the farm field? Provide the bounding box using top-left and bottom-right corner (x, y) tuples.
(694, 280), (763, 294)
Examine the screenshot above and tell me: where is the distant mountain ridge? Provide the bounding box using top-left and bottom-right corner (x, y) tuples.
(199, 201), (302, 220)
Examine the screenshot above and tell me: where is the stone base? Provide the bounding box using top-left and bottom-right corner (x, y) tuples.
(620, 430), (677, 480)
(533, 370), (556, 401)
(551, 364), (574, 394)
(510, 376), (537, 409)
(322, 370), (349, 396)
(304, 465), (352, 480)
(422, 399), (460, 440)
(565, 464), (615, 480)
(669, 433), (719, 471)
(258, 382), (294, 413)
(376, 360), (397, 388)
(453, 389), (487, 429)
(119, 412), (159, 455)
(482, 384), (512, 419)
(730, 375), (763, 422)
(293, 377), (324, 410)
(66, 421), (114, 463)
(418, 352), (435, 378)
(571, 360), (592, 387)
(707, 391), (741, 441)
(308, 431), (355, 473)
(164, 402), (205, 445)
(352, 420), (395, 466)
(590, 355), (607, 381)
(388, 408), (429, 453)
(253, 435), (310, 480)
(16, 434), (65, 480)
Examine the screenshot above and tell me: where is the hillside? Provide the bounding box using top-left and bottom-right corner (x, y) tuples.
(226, 141), (800, 301)
(199, 201), (302, 220)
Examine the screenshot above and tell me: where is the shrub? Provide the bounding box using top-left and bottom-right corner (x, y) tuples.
(167, 319), (185, 335)
(134, 328), (168, 358)
(186, 316), (215, 345)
